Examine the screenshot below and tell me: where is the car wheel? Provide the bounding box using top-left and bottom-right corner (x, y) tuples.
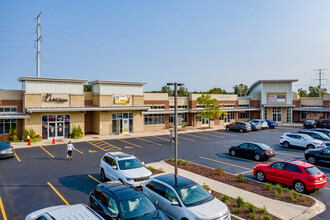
(294, 181), (306, 193)
(307, 145), (315, 149)
(230, 149), (236, 156)
(226, 127), (230, 131)
(308, 156), (317, 164)
(100, 169), (106, 182)
(256, 171), (266, 182)
(239, 128), (244, 133)
(283, 141), (290, 148)
(254, 154), (261, 161)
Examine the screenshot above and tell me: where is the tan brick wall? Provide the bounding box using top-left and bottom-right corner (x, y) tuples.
(133, 111), (144, 133)
(93, 112), (100, 134)
(70, 112), (85, 135)
(282, 108), (287, 123)
(99, 112), (112, 135)
(24, 94), (42, 107)
(267, 107), (272, 120)
(144, 124), (165, 132)
(70, 94), (85, 107)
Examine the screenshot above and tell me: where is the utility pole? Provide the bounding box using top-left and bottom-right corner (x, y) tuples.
(167, 82), (184, 175)
(314, 69), (327, 97)
(35, 12), (42, 77)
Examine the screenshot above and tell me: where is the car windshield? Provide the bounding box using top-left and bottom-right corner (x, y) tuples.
(118, 194), (156, 219)
(306, 120), (314, 123)
(319, 130), (330, 136)
(176, 184), (213, 207)
(249, 122), (256, 126)
(305, 166), (322, 175)
(315, 132), (329, 139)
(301, 135), (313, 141)
(258, 143), (272, 150)
(118, 159), (143, 170)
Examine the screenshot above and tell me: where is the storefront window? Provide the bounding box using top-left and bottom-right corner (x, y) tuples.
(42, 115), (70, 139)
(239, 112), (250, 119)
(287, 108), (292, 123)
(0, 119), (17, 134)
(112, 113), (133, 135)
(144, 114), (165, 125)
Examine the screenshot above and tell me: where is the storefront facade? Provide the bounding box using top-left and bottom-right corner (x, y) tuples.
(0, 77), (329, 140)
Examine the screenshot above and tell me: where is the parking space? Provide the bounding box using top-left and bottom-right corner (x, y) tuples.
(0, 127), (329, 219)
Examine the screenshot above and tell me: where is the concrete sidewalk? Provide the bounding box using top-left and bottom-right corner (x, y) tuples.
(146, 161), (326, 220)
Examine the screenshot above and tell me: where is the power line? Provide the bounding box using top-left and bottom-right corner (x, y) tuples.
(314, 69), (327, 97)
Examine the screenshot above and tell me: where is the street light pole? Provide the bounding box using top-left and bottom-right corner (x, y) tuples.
(167, 82), (184, 175)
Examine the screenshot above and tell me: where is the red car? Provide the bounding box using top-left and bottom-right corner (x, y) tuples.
(253, 160), (327, 193)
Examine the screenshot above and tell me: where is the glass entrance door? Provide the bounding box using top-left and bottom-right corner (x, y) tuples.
(42, 115), (70, 139)
(272, 107), (282, 122)
(57, 122), (64, 138)
(202, 118), (209, 127)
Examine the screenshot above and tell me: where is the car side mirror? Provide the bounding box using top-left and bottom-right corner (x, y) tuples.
(141, 161), (145, 165)
(171, 201), (179, 206)
(208, 190), (212, 194)
(154, 201), (159, 206)
(112, 165), (117, 170)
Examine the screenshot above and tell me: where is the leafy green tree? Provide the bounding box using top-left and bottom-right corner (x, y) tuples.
(233, 84), (249, 96)
(197, 94), (227, 127)
(208, 88), (224, 94)
(177, 86), (189, 97)
(84, 85), (92, 92)
(297, 88), (308, 97)
(308, 86), (327, 97)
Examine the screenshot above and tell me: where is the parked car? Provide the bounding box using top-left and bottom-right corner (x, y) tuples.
(142, 174), (230, 220)
(100, 152), (152, 187)
(303, 120), (321, 128)
(321, 119), (330, 129)
(229, 142), (276, 161)
(280, 133), (323, 149)
(265, 120), (278, 129)
(304, 148), (330, 165)
(226, 122), (251, 133)
(248, 122), (261, 131)
(311, 128), (330, 137)
(253, 160), (327, 193)
(26, 203), (104, 220)
(250, 119), (269, 129)
(297, 130), (330, 141)
(89, 181), (167, 220)
(0, 142), (14, 159)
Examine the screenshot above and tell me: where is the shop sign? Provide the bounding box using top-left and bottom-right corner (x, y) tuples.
(45, 93), (68, 103)
(122, 118), (129, 134)
(178, 115), (183, 128)
(268, 94), (286, 103)
(114, 95), (129, 104)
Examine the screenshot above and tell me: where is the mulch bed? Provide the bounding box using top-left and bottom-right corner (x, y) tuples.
(165, 160), (315, 207)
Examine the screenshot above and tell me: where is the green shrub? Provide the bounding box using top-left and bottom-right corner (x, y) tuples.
(265, 182), (272, 191)
(12, 135), (20, 142)
(275, 184), (283, 193)
(23, 128), (29, 141)
(233, 208), (242, 214)
(248, 212), (256, 219)
(202, 183), (211, 191)
(237, 173), (247, 183)
(274, 191), (281, 198)
(284, 187), (289, 193)
(29, 128), (36, 139)
(291, 189), (298, 198)
(289, 195), (296, 202)
(147, 166), (155, 173)
(301, 194), (308, 202)
(215, 167), (224, 175)
(263, 215), (272, 220)
(72, 125), (83, 139)
(220, 195), (230, 204)
(259, 205), (267, 213)
(236, 196), (244, 207)
(181, 160), (187, 166)
(246, 203), (255, 213)
(168, 158), (174, 164)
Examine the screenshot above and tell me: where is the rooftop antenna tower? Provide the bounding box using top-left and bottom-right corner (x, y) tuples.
(35, 12), (42, 77)
(314, 69), (327, 97)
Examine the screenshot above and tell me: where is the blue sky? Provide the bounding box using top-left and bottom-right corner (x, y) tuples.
(1, 0), (330, 92)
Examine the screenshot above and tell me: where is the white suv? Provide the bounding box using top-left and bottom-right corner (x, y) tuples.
(280, 133), (323, 149)
(100, 151), (152, 187)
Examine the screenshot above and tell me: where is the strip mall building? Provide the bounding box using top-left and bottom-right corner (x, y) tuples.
(0, 77), (329, 140)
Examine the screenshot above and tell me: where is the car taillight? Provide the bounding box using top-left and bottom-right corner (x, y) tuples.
(328, 123), (330, 125)
(308, 176), (317, 181)
(264, 151), (270, 154)
(280, 137), (283, 139)
(243, 125), (247, 127)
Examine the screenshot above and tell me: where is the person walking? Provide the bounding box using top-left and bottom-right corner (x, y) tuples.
(170, 130), (175, 144)
(67, 141), (74, 160)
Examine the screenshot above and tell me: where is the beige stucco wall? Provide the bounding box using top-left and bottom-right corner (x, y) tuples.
(0, 90), (23, 100)
(300, 97), (323, 106)
(93, 112), (100, 134)
(144, 93), (168, 100)
(99, 112), (112, 135)
(190, 94), (238, 101)
(133, 111), (144, 133)
(292, 92), (299, 100)
(169, 97), (189, 106)
(133, 95), (144, 106)
(238, 98), (250, 105)
(84, 92), (93, 101)
(41, 94), (70, 107)
(281, 108), (288, 123)
(267, 107), (272, 120)
(144, 124), (165, 132)
(93, 95), (113, 107)
(24, 93), (42, 107)
(70, 94), (85, 107)
(24, 112), (85, 138)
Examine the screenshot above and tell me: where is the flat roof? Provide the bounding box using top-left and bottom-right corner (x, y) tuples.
(25, 106), (150, 113)
(246, 79), (298, 96)
(18, 76), (88, 83)
(89, 80), (147, 86)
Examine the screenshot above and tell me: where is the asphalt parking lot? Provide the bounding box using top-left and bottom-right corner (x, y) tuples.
(0, 127), (329, 220)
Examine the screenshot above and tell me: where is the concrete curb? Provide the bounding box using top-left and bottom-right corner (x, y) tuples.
(146, 161), (326, 220)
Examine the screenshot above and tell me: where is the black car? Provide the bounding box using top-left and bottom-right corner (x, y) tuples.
(304, 148), (330, 165)
(321, 120), (330, 129)
(297, 130), (330, 141)
(226, 122), (251, 133)
(303, 120), (321, 128)
(0, 142), (14, 159)
(89, 181), (167, 220)
(229, 142), (276, 161)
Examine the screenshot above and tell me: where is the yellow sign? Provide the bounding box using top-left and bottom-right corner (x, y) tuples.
(114, 95), (129, 104)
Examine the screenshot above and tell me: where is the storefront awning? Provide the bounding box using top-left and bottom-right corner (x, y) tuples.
(0, 113), (30, 119)
(293, 107), (330, 112)
(25, 106), (150, 113)
(262, 104), (295, 108)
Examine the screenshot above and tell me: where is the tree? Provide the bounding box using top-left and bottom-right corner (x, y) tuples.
(197, 94), (227, 128)
(208, 87), (225, 94)
(84, 85), (92, 92)
(233, 84), (249, 96)
(177, 86), (189, 97)
(160, 85), (173, 96)
(297, 88), (308, 97)
(308, 86), (327, 97)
